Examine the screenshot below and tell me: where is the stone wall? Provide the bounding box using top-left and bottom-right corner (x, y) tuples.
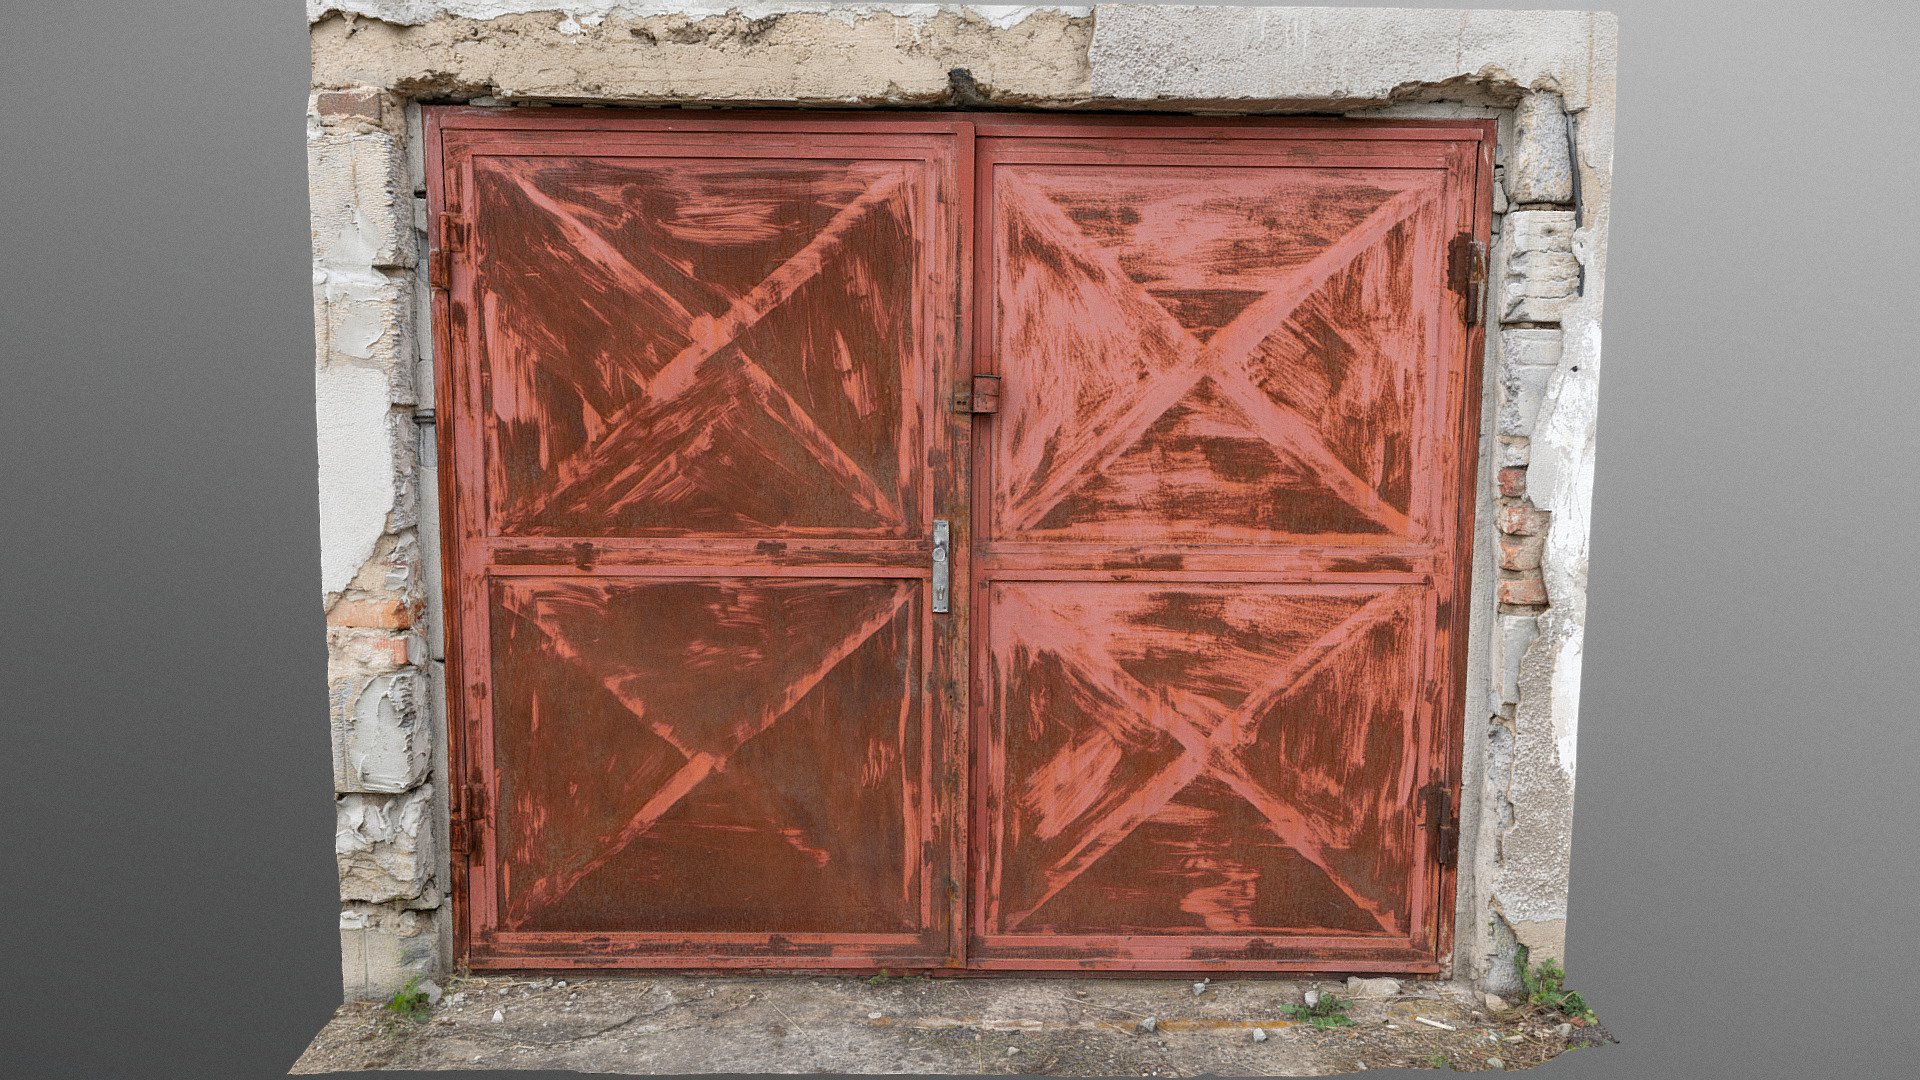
(308, 2), (1616, 999)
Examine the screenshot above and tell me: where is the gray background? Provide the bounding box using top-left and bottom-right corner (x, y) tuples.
(2, 0), (1915, 1077)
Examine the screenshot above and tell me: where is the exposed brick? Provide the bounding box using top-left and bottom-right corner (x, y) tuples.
(1497, 467), (1528, 498)
(1499, 576), (1549, 606)
(1499, 532), (1545, 572)
(315, 89), (382, 122)
(329, 598), (411, 629)
(1497, 504), (1547, 536)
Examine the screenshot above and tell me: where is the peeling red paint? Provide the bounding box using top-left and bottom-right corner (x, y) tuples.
(969, 121), (1489, 970)
(429, 110), (1490, 974)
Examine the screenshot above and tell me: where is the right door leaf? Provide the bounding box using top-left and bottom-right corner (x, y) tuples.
(973, 126), (1487, 971)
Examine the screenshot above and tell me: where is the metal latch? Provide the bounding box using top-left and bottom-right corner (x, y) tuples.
(955, 374), (1001, 414)
(1448, 233), (1488, 326)
(931, 519), (951, 614)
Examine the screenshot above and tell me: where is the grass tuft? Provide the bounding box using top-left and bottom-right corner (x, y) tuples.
(383, 975), (433, 1023)
(1279, 992), (1356, 1030)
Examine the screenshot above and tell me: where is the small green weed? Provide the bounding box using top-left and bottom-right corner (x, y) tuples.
(1514, 945), (1595, 1021)
(1427, 1051), (1452, 1070)
(868, 968), (893, 986)
(1279, 992), (1355, 1030)
(383, 975), (433, 1023)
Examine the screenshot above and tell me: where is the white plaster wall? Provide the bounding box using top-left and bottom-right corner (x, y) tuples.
(315, 365), (397, 598)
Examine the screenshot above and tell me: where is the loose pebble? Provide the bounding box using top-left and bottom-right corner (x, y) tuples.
(1346, 977), (1402, 999)
(1488, 1058), (1505, 1071)
(1251, 1028), (1268, 1043)
(1139, 1018), (1158, 1033)
(490, 1009), (504, 1023)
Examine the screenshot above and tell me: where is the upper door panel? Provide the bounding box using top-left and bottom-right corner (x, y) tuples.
(983, 135), (1475, 551)
(460, 140), (940, 540)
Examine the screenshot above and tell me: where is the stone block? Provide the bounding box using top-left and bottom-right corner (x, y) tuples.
(1497, 436), (1531, 468)
(1496, 614), (1538, 707)
(1507, 92), (1573, 205)
(1502, 327), (1564, 368)
(1498, 211), (1579, 324)
(1498, 360), (1555, 438)
(1497, 504), (1547, 537)
(314, 88), (383, 122)
(1499, 576), (1548, 607)
(339, 903), (438, 1001)
(309, 129), (413, 271)
(1089, 6), (1606, 109)
(337, 784), (436, 905)
(334, 670), (430, 795)
(314, 267), (410, 379)
(1499, 532), (1545, 573)
(1496, 467), (1527, 499)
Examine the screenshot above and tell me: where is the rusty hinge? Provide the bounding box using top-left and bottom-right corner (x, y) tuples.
(450, 778), (487, 859)
(1447, 232), (1488, 326)
(427, 213), (469, 291)
(1421, 783), (1460, 867)
(954, 374), (1001, 415)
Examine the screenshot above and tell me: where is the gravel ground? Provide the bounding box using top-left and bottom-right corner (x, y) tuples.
(293, 974), (1612, 1075)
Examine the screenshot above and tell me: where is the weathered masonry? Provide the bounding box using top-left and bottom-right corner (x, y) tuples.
(310, 2), (1616, 1000)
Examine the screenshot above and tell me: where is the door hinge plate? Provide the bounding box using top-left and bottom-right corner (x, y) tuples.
(1447, 233), (1488, 326)
(1421, 783), (1460, 867)
(451, 779), (487, 859)
(428, 213), (469, 291)
(955, 374), (1001, 414)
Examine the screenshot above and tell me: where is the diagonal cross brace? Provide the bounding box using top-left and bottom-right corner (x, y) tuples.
(999, 589), (1410, 934)
(510, 171), (911, 529)
(497, 583), (912, 926)
(999, 173), (1435, 535)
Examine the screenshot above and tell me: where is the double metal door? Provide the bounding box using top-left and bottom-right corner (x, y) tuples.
(427, 110), (1490, 974)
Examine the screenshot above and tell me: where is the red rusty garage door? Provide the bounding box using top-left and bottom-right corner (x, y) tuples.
(427, 111), (1490, 974)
